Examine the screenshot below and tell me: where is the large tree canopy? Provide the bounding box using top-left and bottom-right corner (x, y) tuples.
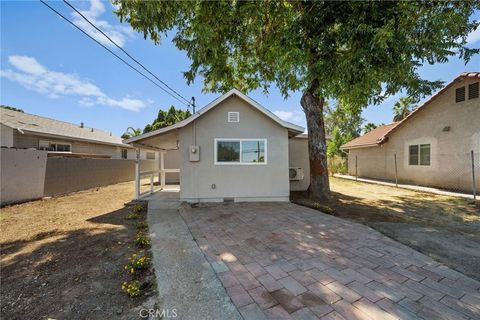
(114, 0), (479, 199)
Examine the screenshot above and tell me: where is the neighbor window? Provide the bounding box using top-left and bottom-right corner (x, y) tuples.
(121, 149), (128, 159)
(146, 152), (156, 160)
(39, 140), (71, 152)
(215, 139), (266, 164)
(455, 86), (465, 103)
(409, 144), (430, 166)
(468, 82), (479, 100)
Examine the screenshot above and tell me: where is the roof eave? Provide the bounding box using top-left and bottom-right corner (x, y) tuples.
(341, 143), (380, 150)
(19, 129), (133, 148)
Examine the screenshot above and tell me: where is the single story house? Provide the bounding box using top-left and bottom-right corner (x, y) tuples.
(341, 72), (480, 192)
(0, 107), (157, 160)
(125, 89), (311, 202)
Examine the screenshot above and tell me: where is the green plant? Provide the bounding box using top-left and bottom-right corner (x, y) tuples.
(132, 203), (146, 213)
(136, 221), (148, 230)
(134, 232), (150, 247)
(126, 212), (140, 220)
(328, 156), (348, 175)
(125, 254), (151, 274)
(121, 280), (141, 297)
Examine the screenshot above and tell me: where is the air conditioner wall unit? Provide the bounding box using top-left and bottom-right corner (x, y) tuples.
(289, 167), (304, 181)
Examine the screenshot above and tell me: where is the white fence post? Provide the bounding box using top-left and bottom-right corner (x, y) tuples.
(160, 151), (166, 189)
(472, 150), (477, 201)
(135, 148), (140, 200)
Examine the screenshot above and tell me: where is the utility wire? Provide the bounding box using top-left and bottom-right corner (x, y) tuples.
(39, 0), (191, 108)
(63, 0), (192, 107)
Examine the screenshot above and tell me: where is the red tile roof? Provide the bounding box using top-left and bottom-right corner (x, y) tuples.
(341, 122), (399, 149)
(341, 72), (479, 149)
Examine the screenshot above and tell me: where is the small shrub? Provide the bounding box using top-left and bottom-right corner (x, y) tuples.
(126, 213), (140, 220)
(134, 232), (150, 247)
(121, 280), (141, 297)
(136, 221), (148, 230)
(328, 156), (348, 175)
(133, 203), (146, 213)
(125, 254), (151, 274)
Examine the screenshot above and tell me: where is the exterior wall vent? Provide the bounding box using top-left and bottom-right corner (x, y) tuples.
(468, 82), (479, 100)
(455, 86), (465, 103)
(228, 112), (239, 123)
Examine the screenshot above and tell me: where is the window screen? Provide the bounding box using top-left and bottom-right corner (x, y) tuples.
(56, 144), (71, 152)
(409, 145), (419, 165)
(419, 144), (430, 166)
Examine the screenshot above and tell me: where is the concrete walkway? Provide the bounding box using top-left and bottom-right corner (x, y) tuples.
(146, 190), (241, 320)
(334, 174), (476, 200)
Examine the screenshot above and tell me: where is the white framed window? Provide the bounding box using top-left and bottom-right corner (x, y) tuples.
(39, 140), (72, 152)
(214, 138), (267, 165)
(227, 112), (240, 123)
(146, 152), (156, 160)
(409, 144), (430, 166)
(121, 149), (128, 159)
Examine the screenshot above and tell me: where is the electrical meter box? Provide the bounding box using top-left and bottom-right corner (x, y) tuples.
(189, 145), (200, 162)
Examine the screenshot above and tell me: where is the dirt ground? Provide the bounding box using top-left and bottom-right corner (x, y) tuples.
(0, 181), (156, 320)
(293, 177), (480, 281)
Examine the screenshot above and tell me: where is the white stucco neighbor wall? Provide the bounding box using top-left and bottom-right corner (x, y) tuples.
(347, 77), (480, 192)
(1, 148), (47, 205)
(179, 95), (290, 202)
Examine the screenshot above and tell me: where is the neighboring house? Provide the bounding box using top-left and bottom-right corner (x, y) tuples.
(125, 89), (310, 202)
(341, 72), (480, 192)
(0, 107), (157, 160)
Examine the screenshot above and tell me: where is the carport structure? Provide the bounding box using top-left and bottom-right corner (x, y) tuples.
(125, 127), (181, 199)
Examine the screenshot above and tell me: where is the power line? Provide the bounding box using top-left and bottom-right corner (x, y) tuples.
(39, 0), (191, 108)
(63, 0), (192, 107)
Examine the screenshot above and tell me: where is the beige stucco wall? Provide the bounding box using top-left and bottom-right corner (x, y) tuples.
(179, 95), (290, 202)
(1, 124), (14, 147)
(44, 158), (157, 197)
(347, 77), (480, 192)
(288, 136), (310, 191)
(11, 131), (156, 160)
(1, 149), (47, 205)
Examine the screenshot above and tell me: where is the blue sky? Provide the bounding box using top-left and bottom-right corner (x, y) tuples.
(1, 1), (479, 136)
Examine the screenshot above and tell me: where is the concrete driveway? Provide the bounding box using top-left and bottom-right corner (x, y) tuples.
(180, 202), (480, 320)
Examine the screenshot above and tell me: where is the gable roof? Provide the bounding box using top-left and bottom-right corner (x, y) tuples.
(0, 107), (129, 148)
(341, 72), (480, 150)
(341, 123), (399, 149)
(125, 89), (305, 144)
(380, 72), (479, 140)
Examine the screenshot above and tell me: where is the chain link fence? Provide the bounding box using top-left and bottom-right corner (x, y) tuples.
(341, 150), (479, 199)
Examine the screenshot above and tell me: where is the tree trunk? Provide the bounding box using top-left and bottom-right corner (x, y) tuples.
(300, 89), (330, 200)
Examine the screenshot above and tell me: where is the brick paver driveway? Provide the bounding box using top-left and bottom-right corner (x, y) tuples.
(180, 202), (480, 320)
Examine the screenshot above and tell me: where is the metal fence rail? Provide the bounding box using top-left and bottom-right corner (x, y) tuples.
(343, 150), (479, 199)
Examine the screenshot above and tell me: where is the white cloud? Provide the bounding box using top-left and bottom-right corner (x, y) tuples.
(273, 110), (304, 124)
(466, 27), (480, 45)
(1, 55), (146, 112)
(71, 0), (133, 48)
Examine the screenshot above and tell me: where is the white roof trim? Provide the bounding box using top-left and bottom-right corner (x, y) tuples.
(125, 89), (305, 144)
